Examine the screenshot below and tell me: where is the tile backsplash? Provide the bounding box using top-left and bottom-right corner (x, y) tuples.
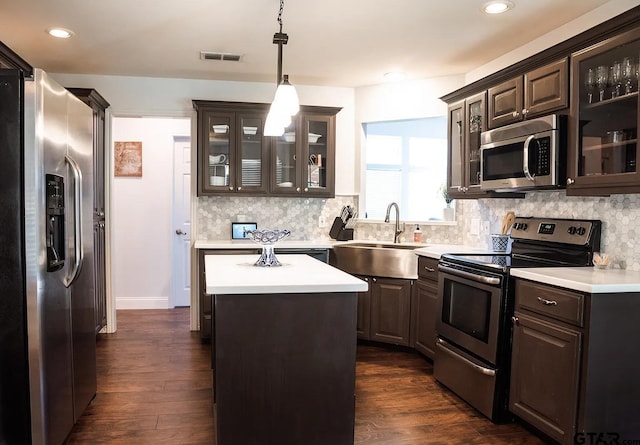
(196, 191), (640, 271)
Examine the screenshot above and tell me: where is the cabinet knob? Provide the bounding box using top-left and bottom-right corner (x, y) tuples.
(296, 187), (301, 192)
(238, 186), (242, 191)
(567, 178), (575, 185)
(372, 277), (377, 282)
(512, 111), (519, 118)
(522, 108), (528, 115)
(304, 187), (309, 192)
(364, 277), (369, 282)
(229, 186), (234, 191)
(511, 316), (520, 326)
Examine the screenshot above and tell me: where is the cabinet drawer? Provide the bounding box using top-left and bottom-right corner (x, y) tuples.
(417, 257), (439, 282)
(516, 280), (585, 326)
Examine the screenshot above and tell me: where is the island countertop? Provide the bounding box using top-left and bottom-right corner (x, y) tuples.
(511, 267), (640, 293)
(205, 254), (368, 294)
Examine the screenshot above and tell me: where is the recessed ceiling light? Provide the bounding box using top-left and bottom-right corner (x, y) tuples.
(384, 71), (407, 82)
(482, 1), (514, 14)
(47, 28), (74, 39)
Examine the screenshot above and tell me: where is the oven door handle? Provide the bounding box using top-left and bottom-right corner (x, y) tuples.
(436, 338), (496, 377)
(523, 134), (536, 182)
(438, 264), (501, 286)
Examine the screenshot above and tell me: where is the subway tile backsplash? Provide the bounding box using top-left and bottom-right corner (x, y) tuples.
(196, 191), (640, 271)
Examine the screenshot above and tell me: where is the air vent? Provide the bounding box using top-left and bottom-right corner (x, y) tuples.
(200, 51), (242, 62)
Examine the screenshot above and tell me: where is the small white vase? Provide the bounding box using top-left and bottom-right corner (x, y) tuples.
(442, 206), (454, 221)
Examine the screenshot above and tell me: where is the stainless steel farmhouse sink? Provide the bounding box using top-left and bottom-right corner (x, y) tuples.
(330, 242), (424, 279)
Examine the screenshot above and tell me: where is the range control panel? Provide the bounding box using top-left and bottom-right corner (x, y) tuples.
(510, 217), (601, 247)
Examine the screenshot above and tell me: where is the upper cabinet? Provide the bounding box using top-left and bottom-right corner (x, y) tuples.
(488, 58), (569, 129)
(567, 27), (640, 195)
(194, 101), (270, 195)
(271, 110), (339, 197)
(194, 101), (340, 198)
(447, 92), (487, 198)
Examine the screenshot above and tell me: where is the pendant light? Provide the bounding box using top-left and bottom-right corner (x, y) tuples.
(264, 0), (300, 137)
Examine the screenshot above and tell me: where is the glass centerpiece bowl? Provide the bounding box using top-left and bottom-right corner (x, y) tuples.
(245, 229), (291, 267)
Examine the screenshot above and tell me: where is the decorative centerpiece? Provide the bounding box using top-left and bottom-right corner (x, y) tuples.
(245, 229), (291, 267)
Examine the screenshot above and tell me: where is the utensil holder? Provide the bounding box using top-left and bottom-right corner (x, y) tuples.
(491, 234), (509, 252)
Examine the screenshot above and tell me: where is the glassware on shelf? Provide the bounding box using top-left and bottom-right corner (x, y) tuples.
(622, 57), (636, 95)
(611, 61), (622, 98)
(245, 229), (292, 267)
(585, 68), (597, 104)
(596, 65), (609, 101)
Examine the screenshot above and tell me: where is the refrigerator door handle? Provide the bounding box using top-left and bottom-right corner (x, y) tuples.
(64, 154), (84, 288)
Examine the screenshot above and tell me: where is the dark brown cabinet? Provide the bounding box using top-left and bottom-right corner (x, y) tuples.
(487, 58), (568, 129)
(369, 277), (412, 346)
(568, 27), (640, 195)
(510, 278), (640, 443)
(68, 88), (110, 334)
(194, 101), (339, 198)
(194, 101), (270, 195)
(447, 93), (489, 199)
(410, 257), (439, 359)
(270, 110), (339, 197)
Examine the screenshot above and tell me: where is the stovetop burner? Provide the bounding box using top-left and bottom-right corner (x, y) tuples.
(441, 217), (602, 274)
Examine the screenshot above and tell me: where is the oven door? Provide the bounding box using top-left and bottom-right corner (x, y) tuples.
(480, 129), (558, 191)
(436, 263), (504, 365)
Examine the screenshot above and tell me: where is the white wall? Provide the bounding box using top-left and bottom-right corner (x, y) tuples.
(110, 117), (190, 309)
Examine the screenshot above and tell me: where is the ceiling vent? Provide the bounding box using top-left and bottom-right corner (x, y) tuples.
(200, 51), (242, 62)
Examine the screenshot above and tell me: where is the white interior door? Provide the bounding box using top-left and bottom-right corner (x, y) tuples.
(172, 137), (191, 307)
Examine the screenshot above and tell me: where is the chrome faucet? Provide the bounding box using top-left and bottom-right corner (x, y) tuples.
(384, 202), (405, 243)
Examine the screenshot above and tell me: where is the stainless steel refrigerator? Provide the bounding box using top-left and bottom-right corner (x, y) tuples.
(0, 68), (97, 444)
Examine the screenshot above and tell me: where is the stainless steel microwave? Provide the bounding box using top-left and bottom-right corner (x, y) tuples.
(480, 114), (566, 191)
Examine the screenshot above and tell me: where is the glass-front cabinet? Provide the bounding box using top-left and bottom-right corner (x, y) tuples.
(270, 110), (338, 197)
(447, 92), (487, 199)
(195, 102), (270, 195)
(569, 27), (640, 195)
(195, 101), (339, 197)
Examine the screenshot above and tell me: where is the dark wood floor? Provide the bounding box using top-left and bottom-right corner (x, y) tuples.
(66, 308), (546, 445)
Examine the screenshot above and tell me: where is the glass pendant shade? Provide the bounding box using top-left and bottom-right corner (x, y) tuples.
(264, 75), (299, 136)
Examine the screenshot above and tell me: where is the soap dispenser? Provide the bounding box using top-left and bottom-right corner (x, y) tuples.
(413, 224), (423, 243)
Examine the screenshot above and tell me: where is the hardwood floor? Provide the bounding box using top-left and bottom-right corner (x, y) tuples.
(66, 308), (546, 444)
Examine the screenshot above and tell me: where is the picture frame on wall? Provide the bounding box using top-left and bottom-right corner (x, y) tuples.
(114, 141), (142, 177)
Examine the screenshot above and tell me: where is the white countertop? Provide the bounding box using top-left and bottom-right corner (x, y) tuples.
(511, 267), (640, 293)
(413, 244), (492, 259)
(204, 254), (368, 294)
(195, 239), (337, 249)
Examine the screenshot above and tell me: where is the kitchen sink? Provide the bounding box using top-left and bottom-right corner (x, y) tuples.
(330, 242), (424, 279)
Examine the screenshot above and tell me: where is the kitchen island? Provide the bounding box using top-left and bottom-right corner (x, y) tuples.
(204, 254), (368, 445)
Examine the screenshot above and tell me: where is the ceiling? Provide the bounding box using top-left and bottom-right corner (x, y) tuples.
(0, 0), (617, 88)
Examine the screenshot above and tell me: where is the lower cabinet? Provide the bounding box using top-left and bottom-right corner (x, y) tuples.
(411, 280), (438, 359)
(510, 312), (581, 444)
(510, 278), (640, 443)
(356, 276), (412, 345)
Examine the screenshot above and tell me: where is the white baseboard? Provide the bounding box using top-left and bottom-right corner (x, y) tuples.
(116, 297), (169, 310)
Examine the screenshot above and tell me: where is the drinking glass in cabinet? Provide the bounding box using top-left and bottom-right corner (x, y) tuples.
(596, 65), (609, 101)
(585, 68), (597, 103)
(622, 57), (636, 94)
(611, 61), (622, 98)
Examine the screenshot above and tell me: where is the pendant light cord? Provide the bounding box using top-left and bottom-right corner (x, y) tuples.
(278, 0), (284, 33)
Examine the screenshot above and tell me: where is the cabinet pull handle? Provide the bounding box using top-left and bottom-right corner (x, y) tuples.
(537, 297), (557, 306)
(511, 316), (520, 326)
(424, 266), (436, 272)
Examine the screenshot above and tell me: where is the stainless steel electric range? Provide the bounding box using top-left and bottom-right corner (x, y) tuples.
(434, 217), (601, 423)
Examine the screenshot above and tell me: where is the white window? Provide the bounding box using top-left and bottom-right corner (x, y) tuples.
(361, 117), (449, 222)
